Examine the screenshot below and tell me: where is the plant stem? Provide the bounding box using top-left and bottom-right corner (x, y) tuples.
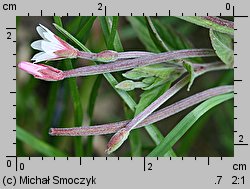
(64, 49), (215, 78)
(124, 63), (229, 132)
(49, 85), (233, 136)
(106, 62), (229, 153)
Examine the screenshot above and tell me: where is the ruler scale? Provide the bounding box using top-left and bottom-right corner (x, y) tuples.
(1, 0), (249, 188)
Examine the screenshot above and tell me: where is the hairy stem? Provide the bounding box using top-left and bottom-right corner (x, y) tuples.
(49, 85), (233, 136)
(64, 49), (215, 78)
(119, 62), (228, 133)
(105, 62), (229, 153)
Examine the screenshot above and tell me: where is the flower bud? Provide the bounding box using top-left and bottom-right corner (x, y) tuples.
(92, 50), (118, 62)
(18, 61), (65, 81)
(115, 80), (148, 91)
(105, 128), (130, 154)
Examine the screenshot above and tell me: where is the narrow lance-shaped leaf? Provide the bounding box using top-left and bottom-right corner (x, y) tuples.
(176, 16), (234, 35)
(210, 29), (233, 67)
(17, 126), (66, 157)
(54, 17), (84, 156)
(148, 93), (233, 156)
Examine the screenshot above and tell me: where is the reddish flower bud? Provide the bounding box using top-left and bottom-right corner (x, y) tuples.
(105, 128), (130, 154)
(18, 61), (65, 81)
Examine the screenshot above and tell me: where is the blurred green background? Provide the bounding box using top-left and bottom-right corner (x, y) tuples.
(16, 16), (233, 157)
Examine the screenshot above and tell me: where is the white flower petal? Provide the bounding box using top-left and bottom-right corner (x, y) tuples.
(40, 40), (63, 52)
(31, 40), (43, 51)
(39, 24), (56, 39)
(32, 52), (57, 63)
(36, 26), (46, 39)
(31, 52), (45, 60)
(43, 32), (57, 42)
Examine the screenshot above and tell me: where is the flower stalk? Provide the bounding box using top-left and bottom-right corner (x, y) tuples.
(19, 49), (216, 81)
(64, 49), (215, 78)
(49, 85), (233, 136)
(105, 62), (229, 153)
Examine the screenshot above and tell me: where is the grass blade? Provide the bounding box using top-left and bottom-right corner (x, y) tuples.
(148, 93), (233, 157)
(54, 17), (176, 156)
(127, 17), (159, 52)
(100, 16), (176, 156)
(76, 16), (97, 44)
(17, 126), (66, 156)
(86, 75), (102, 155)
(145, 16), (171, 52)
(99, 16), (141, 156)
(54, 17), (84, 156)
(98, 16), (123, 51)
(53, 23), (89, 52)
(108, 16), (119, 50)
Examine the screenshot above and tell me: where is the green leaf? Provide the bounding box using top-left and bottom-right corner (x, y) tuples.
(123, 64), (185, 90)
(145, 17), (194, 51)
(54, 17), (84, 156)
(127, 17), (159, 52)
(129, 17), (201, 63)
(98, 16), (123, 51)
(75, 17), (97, 44)
(210, 29), (233, 67)
(54, 19), (136, 111)
(108, 16), (119, 49)
(17, 126), (66, 156)
(99, 17), (176, 156)
(129, 129), (142, 156)
(86, 75), (102, 155)
(145, 17), (171, 52)
(99, 16), (142, 155)
(148, 93), (233, 157)
(135, 83), (171, 117)
(176, 16), (234, 35)
(53, 23), (89, 52)
(135, 83), (177, 157)
(183, 62), (197, 91)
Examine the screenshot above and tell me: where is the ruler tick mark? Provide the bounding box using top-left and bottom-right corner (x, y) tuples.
(234, 143), (248, 146)
(143, 157), (146, 171)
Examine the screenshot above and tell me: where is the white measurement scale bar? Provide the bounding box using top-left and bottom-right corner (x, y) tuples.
(0, 0), (249, 188)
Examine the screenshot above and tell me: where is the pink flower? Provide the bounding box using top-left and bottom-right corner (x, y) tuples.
(31, 24), (78, 63)
(18, 62), (65, 81)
